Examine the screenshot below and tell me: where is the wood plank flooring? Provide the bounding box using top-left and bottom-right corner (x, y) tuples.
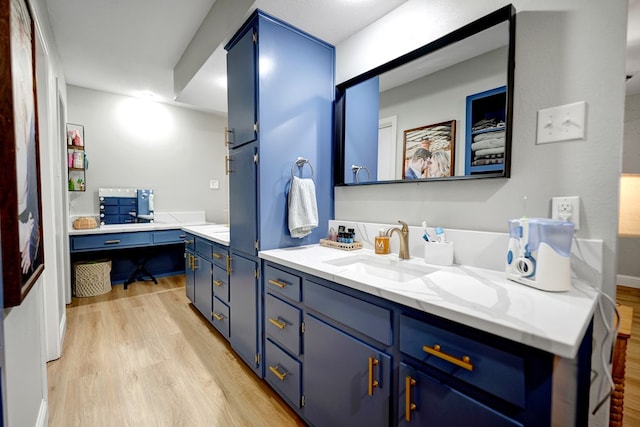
(615, 286), (640, 427)
(47, 275), (305, 427)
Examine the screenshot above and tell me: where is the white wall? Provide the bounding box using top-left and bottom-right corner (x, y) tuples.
(2, 0), (69, 425)
(335, 1), (626, 425)
(67, 86), (230, 224)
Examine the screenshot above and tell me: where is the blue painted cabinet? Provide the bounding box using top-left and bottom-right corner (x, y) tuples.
(304, 314), (391, 427)
(225, 10), (335, 379)
(229, 252), (260, 375)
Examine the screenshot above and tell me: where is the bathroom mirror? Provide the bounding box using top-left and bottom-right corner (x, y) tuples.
(335, 5), (515, 185)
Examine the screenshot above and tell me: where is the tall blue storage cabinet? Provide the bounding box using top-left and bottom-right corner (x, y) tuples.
(225, 10), (335, 378)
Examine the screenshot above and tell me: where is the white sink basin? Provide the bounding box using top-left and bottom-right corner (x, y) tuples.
(323, 254), (438, 283)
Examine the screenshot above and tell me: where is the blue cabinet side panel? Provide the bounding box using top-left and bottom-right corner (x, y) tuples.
(257, 17), (335, 250)
(344, 76), (380, 183)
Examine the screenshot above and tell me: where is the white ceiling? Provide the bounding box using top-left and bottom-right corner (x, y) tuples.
(45, 0), (407, 115)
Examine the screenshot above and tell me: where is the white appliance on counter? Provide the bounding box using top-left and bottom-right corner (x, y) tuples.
(506, 217), (575, 292)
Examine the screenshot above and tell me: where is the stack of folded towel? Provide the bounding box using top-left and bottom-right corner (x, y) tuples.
(470, 129), (505, 166)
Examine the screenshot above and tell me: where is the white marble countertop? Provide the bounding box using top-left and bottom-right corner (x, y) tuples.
(69, 221), (205, 235)
(259, 244), (599, 359)
(181, 224), (230, 246)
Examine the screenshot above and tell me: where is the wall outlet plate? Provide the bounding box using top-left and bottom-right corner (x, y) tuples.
(551, 196), (580, 230)
(209, 180), (219, 189)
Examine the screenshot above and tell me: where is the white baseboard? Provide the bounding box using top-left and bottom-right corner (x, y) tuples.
(617, 274), (640, 289)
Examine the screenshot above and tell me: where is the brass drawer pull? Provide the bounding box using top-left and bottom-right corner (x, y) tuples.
(269, 365), (287, 381)
(368, 356), (380, 396)
(104, 239), (121, 244)
(213, 253), (223, 259)
(226, 256), (232, 274)
(405, 376), (417, 422)
(423, 344), (474, 371)
(268, 279), (287, 288)
(268, 317), (286, 330)
(224, 126), (234, 146)
(212, 313), (224, 321)
(225, 156), (233, 175)
(184, 240), (193, 245)
(213, 280), (224, 287)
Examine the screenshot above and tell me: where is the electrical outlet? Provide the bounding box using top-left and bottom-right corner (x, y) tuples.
(551, 196), (580, 230)
(209, 180), (219, 189)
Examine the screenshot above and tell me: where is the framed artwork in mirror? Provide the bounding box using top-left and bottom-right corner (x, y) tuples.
(402, 120), (456, 180)
(0, 0), (45, 307)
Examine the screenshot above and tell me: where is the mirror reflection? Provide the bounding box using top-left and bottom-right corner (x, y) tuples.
(336, 5), (515, 185)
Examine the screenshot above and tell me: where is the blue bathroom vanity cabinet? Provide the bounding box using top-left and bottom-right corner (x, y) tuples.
(184, 233), (231, 339)
(260, 258), (593, 427)
(225, 10), (335, 378)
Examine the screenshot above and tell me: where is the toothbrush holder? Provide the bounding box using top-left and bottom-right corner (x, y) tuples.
(424, 241), (454, 266)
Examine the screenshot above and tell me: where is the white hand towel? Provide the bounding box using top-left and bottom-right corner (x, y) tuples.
(288, 176), (318, 238)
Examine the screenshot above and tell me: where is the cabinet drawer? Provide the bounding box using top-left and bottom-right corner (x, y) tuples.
(399, 315), (525, 408)
(152, 229), (187, 244)
(265, 339), (302, 408)
(195, 237), (213, 260)
(212, 264), (229, 303)
(71, 232), (151, 251)
(211, 245), (228, 269)
(212, 297), (230, 340)
(305, 281), (392, 346)
(263, 264), (301, 302)
(265, 293), (301, 356)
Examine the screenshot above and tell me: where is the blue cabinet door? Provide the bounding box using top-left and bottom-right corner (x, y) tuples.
(303, 314), (391, 427)
(230, 252), (260, 376)
(398, 363), (521, 427)
(226, 26), (257, 149)
(193, 255), (212, 323)
(185, 252), (195, 303)
(229, 143), (257, 255)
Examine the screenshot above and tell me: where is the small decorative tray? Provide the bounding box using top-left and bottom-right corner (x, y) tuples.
(319, 238), (363, 251)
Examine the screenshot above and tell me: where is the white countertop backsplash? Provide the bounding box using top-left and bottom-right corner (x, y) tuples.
(258, 220), (603, 359)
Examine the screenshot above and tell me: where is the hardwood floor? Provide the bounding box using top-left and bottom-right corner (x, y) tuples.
(47, 275), (305, 427)
(615, 286), (640, 427)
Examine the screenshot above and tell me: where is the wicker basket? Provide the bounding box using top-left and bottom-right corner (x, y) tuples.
(74, 260), (112, 297)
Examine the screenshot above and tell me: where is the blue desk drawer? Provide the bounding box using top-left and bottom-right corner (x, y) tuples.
(152, 230), (187, 244)
(265, 293), (301, 356)
(304, 280), (392, 346)
(264, 264), (301, 302)
(71, 232), (152, 251)
(399, 314), (525, 408)
(212, 297), (230, 340)
(265, 339), (302, 408)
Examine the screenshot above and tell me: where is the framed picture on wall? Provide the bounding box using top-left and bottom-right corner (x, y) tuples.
(402, 120), (456, 179)
(0, 0), (45, 307)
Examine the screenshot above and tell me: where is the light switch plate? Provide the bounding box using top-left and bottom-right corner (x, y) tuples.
(209, 180), (219, 189)
(536, 101), (586, 144)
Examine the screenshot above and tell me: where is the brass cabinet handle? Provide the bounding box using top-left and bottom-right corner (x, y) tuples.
(226, 256), (232, 274)
(423, 344), (474, 371)
(368, 356), (380, 396)
(268, 279), (287, 288)
(104, 239), (121, 244)
(192, 256), (199, 270)
(268, 317), (286, 330)
(269, 365), (287, 381)
(213, 280), (224, 287)
(405, 376), (417, 422)
(212, 313), (224, 321)
(184, 239), (193, 246)
(187, 254), (193, 270)
(213, 253), (223, 259)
